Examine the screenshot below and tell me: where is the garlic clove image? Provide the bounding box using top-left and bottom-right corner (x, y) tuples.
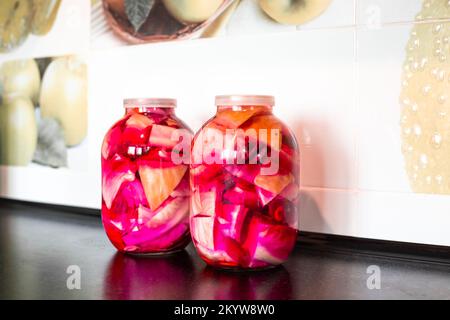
(258, 0), (331, 25)
(0, 59), (41, 104)
(162, 0), (223, 24)
(39, 56), (88, 147)
(400, 1), (450, 194)
(0, 96), (38, 166)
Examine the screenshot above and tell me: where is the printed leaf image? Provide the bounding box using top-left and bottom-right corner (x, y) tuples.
(124, 0), (155, 32)
(33, 118), (67, 168)
(400, 0), (450, 194)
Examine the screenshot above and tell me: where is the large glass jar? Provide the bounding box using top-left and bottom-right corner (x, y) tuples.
(101, 98), (192, 254)
(190, 95), (299, 270)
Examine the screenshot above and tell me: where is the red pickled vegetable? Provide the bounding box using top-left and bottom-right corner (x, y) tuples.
(190, 101), (299, 269)
(102, 104), (192, 254)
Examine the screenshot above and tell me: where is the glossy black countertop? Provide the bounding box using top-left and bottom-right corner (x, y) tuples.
(0, 199), (449, 300)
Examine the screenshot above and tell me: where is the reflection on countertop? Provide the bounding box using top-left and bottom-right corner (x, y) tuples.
(0, 199), (449, 300)
(103, 251), (196, 300)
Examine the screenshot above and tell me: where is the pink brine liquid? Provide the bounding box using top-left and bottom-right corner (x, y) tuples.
(101, 98), (192, 254)
(190, 95), (300, 269)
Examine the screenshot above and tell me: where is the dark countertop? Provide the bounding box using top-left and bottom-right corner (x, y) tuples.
(0, 200), (449, 300)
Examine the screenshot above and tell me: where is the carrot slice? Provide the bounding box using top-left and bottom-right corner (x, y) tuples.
(126, 113), (153, 130)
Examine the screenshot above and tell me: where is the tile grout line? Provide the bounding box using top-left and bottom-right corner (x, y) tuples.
(353, 0), (361, 231)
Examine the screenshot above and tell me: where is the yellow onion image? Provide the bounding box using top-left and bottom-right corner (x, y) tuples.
(39, 56), (88, 147)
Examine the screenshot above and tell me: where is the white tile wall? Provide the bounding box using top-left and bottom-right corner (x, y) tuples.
(357, 0), (450, 26)
(356, 24), (413, 192)
(89, 28), (357, 190)
(3, 1), (450, 246)
(357, 0), (423, 26)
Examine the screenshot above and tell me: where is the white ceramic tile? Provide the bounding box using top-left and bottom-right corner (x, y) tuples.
(89, 28), (357, 191)
(0, 0), (90, 63)
(300, 188), (358, 235)
(357, 0), (450, 27)
(355, 190), (450, 246)
(299, 187), (450, 247)
(356, 24), (413, 192)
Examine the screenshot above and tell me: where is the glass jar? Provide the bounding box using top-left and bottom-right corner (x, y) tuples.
(101, 98), (192, 254)
(190, 95), (299, 270)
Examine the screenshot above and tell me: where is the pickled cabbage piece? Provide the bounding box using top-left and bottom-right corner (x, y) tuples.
(246, 215), (297, 265)
(137, 147), (175, 167)
(102, 154), (137, 209)
(123, 222), (189, 251)
(127, 113), (153, 128)
(224, 164), (260, 184)
(191, 214), (214, 248)
(105, 180), (147, 231)
(254, 173), (293, 195)
(191, 163), (223, 185)
(102, 118), (127, 159)
(101, 212), (127, 250)
(241, 114), (283, 150)
(139, 164), (188, 210)
(149, 124), (179, 148)
(170, 177), (190, 197)
(214, 108), (261, 128)
(268, 197), (298, 227)
(122, 113), (153, 146)
(122, 118), (151, 146)
(192, 188), (219, 216)
(256, 186), (277, 207)
(192, 126), (225, 165)
(209, 202), (254, 266)
(140, 196), (189, 229)
(279, 144), (299, 176)
(196, 243), (234, 266)
(215, 204), (249, 242)
(124, 196), (189, 249)
(214, 233), (250, 265)
(280, 183), (299, 202)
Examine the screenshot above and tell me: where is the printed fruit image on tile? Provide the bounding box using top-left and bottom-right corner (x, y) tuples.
(0, 0), (62, 52)
(400, 0), (450, 194)
(0, 56), (88, 169)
